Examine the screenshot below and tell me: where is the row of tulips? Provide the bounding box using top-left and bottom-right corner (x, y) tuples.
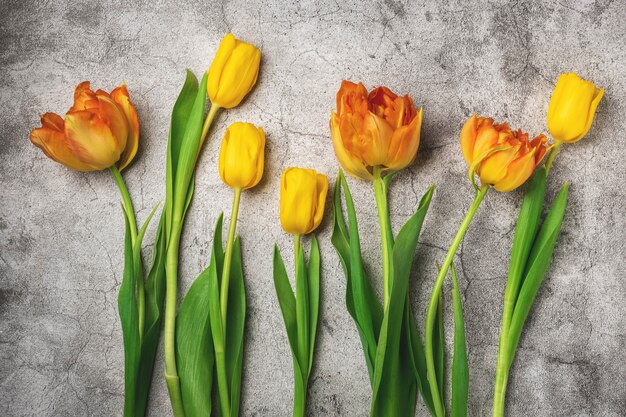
(30, 32), (603, 417)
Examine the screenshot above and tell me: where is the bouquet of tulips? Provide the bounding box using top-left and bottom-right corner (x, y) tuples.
(29, 24), (604, 417)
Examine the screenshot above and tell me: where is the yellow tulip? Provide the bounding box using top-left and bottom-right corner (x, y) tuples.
(29, 81), (139, 171)
(547, 72), (604, 143)
(280, 168), (328, 235)
(207, 33), (261, 109)
(461, 115), (550, 192)
(218, 122), (265, 190)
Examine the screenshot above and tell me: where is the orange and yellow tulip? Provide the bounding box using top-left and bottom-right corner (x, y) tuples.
(207, 33), (261, 109)
(280, 168), (328, 235)
(218, 122), (265, 190)
(547, 72), (604, 143)
(330, 81), (423, 180)
(461, 115), (550, 192)
(30, 81), (139, 172)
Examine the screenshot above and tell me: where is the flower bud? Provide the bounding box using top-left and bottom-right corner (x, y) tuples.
(547, 72), (604, 143)
(207, 33), (261, 109)
(280, 168), (328, 235)
(218, 122), (265, 190)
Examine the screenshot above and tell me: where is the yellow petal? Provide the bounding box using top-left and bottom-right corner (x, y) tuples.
(111, 84), (140, 170)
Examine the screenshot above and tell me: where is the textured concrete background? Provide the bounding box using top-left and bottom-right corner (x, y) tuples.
(1, 0), (625, 416)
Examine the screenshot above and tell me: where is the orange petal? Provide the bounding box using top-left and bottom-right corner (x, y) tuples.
(493, 150), (537, 192)
(460, 115), (478, 165)
(70, 81), (97, 112)
(330, 113), (372, 180)
(111, 84), (140, 170)
(386, 107), (422, 170)
(478, 145), (521, 186)
(64, 110), (122, 170)
(359, 112), (394, 167)
(30, 114), (96, 171)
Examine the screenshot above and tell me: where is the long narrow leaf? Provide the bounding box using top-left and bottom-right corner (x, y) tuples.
(504, 167), (547, 320)
(135, 213), (167, 417)
(450, 263), (469, 417)
(433, 291), (445, 403)
(507, 183), (569, 362)
(273, 246), (299, 360)
(332, 171), (382, 382)
(307, 235), (321, 375)
(371, 185), (433, 416)
(166, 71), (199, 239)
(226, 237), (246, 416)
(118, 210), (140, 417)
(176, 215), (224, 417)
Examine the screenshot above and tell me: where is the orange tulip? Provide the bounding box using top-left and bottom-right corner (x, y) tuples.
(30, 81), (139, 171)
(330, 81), (423, 180)
(461, 115), (550, 192)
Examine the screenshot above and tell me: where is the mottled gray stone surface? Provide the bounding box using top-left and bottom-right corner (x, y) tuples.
(1, 0), (625, 416)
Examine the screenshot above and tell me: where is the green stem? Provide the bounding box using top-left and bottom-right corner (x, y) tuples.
(110, 166), (137, 245)
(200, 103), (220, 152)
(293, 366), (307, 417)
(544, 141), (562, 175)
(215, 349), (231, 417)
(294, 234), (309, 368)
(373, 166), (394, 308)
(110, 166), (145, 342)
(424, 185), (489, 417)
(164, 223), (185, 417)
(220, 188), (242, 335)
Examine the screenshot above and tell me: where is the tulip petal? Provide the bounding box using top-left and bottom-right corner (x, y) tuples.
(30, 113), (97, 171)
(478, 145), (521, 186)
(111, 84), (140, 170)
(64, 110), (122, 170)
(207, 33), (237, 102)
(280, 168), (319, 235)
(330, 113), (372, 180)
(460, 115), (478, 165)
(386, 107), (422, 170)
(309, 174), (329, 234)
(493, 150), (537, 192)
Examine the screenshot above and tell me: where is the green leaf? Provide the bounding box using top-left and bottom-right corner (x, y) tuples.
(307, 235), (321, 376)
(505, 167), (547, 316)
(166, 70), (199, 239)
(135, 213), (167, 417)
(433, 291), (445, 404)
(450, 264), (469, 417)
(273, 244), (309, 414)
(295, 241), (310, 373)
(172, 73), (208, 223)
(226, 237), (246, 416)
(273, 246), (299, 366)
(176, 215), (224, 417)
(405, 301), (436, 415)
(371, 185), (433, 416)
(507, 183), (568, 362)
(331, 171), (382, 383)
(118, 209), (140, 417)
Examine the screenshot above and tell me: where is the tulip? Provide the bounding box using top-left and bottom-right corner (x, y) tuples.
(280, 168), (328, 235)
(30, 82), (138, 172)
(461, 115), (550, 192)
(207, 33), (261, 109)
(218, 122), (265, 190)
(547, 72), (604, 143)
(330, 81), (423, 180)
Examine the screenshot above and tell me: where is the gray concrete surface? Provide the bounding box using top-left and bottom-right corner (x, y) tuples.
(1, 0), (625, 416)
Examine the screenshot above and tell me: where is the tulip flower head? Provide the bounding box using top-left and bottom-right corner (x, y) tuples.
(280, 168), (328, 235)
(461, 115), (550, 192)
(30, 82), (139, 172)
(547, 72), (604, 143)
(207, 33), (261, 109)
(218, 122), (265, 190)
(330, 81), (423, 180)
